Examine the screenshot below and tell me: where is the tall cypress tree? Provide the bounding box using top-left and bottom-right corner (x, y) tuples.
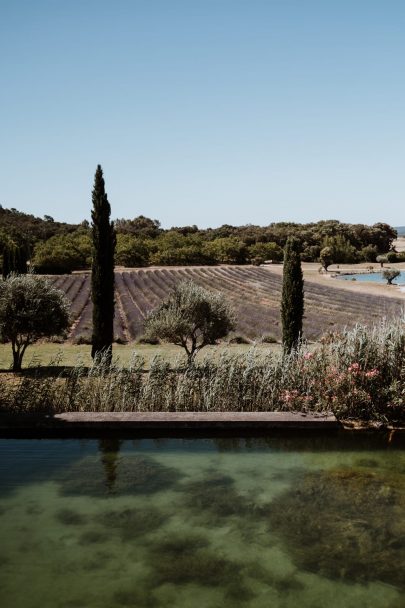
(91, 165), (116, 362)
(281, 236), (304, 352)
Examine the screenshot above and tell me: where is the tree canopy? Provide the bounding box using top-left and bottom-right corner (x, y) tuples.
(0, 274), (70, 371)
(144, 280), (236, 363)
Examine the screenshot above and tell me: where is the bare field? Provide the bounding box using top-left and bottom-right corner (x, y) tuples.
(45, 265), (405, 344)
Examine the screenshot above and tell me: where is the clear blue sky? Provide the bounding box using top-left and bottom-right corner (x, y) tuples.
(1, 0), (404, 227)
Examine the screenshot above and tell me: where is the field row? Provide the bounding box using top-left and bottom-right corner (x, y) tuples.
(48, 266), (404, 344)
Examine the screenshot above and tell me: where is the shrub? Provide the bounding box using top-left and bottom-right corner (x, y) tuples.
(144, 280), (236, 363)
(228, 335), (251, 344)
(0, 274), (70, 371)
(2, 320), (405, 424)
(386, 251), (398, 263)
(382, 269), (400, 285)
(260, 334), (277, 344)
(138, 336), (160, 345)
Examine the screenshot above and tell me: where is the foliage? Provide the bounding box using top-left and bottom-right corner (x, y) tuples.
(1, 205), (397, 271)
(144, 280), (236, 362)
(321, 235), (358, 264)
(115, 234), (150, 267)
(382, 268), (400, 284)
(281, 237), (304, 352)
(386, 251), (398, 263)
(32, 230), (91, 274)
(360, 244), (378, 262)
(149, 232), (212, 265)
(319, 246), (333, 271)
(114, 215), (161, 239)
(2, 320), (405, 423)
(0, 274), (70, 371)
(247, 242), (283, 264)
(203, 237), (247, 264)
(1, 239), (29, 277)
(91, 165), (116, 363)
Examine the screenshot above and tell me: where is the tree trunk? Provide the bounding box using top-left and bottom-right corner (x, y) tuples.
(12, 349), (22, 372)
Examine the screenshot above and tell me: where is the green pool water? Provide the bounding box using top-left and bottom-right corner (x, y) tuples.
(0, 434), (404, 608)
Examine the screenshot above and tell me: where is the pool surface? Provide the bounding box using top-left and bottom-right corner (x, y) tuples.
(337, 271), (405, 284)
(0, 435), (404, 607)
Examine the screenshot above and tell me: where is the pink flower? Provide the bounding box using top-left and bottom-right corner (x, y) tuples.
(365, 369), (379, 378)
(348, 363), (361, 373)
(303, 352), (314, 360)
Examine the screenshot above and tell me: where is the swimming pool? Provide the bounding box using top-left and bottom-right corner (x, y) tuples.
(0, 434), (404, 608)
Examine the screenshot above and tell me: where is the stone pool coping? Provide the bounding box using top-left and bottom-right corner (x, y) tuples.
(0, 411), (339, 435)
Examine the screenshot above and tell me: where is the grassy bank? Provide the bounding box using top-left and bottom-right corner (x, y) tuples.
(1, 320), (405, 424)
(0, 342), (281, 370)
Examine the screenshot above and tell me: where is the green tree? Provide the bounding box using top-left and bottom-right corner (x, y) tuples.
(115, 234), (150, 267)
(32, 231), (91, 274)
(247, 242), (283, 265)
(281, 237), (304, 353)
(382, 269), (400, 285)
(91, 165), (116, 363)
(319, 246), (333, 271)
(144, 280), (236, 364)
(0, 274), (70, 371)
(203, 237), (247, 264)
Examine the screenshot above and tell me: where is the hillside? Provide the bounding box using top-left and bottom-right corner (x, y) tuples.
(48, 266), (404, 344)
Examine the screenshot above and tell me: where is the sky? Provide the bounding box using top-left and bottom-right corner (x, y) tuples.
(1, 0), (404, 228)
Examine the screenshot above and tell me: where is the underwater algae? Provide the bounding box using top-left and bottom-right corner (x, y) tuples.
(98, 506), (165, 540)
(267, 466), (405, 589)
(58, 454), (182, 497)
(150, 533), (239, 587)
(55, 508), (88, 526)
(181, 472), (259, 522)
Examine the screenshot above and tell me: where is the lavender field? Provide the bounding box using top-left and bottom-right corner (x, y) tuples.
(49, 266), (404, 344)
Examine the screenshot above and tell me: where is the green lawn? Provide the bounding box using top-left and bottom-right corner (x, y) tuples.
(0, 341), (282, 371)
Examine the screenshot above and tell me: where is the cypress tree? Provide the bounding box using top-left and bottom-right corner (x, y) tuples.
(91, 165), (116, 363)
(281, 236), (304, 352)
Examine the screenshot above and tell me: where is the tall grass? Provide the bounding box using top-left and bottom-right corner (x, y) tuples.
(1, 319), (405, 422)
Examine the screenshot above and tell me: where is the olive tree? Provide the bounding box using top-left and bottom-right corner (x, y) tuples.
(382, 269), (400, 285)
(319, 246), (333, 271)
(144, 280), (236, 363)
(376, 255), (387, 268)
(0, 274), (70, 371)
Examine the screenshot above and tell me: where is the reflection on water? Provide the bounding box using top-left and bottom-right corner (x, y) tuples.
(0, 434), (404, 608)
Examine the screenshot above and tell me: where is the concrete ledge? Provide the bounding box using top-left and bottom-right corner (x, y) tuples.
(0, 411), (339, 434)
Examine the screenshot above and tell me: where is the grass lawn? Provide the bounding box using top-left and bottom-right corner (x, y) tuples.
(0, 341), (282, 371)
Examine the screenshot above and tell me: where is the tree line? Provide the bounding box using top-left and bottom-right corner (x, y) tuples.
(0, 205), (398, 275)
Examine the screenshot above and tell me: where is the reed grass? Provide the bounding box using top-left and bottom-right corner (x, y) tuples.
(1, 319), (405, 422)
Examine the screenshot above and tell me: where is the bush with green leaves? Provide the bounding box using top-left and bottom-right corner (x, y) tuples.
(2, 320), (405, 424)
(382, 269), (400, 285)
(0, 274), (70, 371)
(144, 280), (236, 363)
(319, 246), (333, 271)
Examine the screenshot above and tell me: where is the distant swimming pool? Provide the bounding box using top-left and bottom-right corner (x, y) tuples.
(337, 271), (405, 285)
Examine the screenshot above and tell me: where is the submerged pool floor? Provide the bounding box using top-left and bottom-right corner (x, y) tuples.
(0, 435), (404, 608)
